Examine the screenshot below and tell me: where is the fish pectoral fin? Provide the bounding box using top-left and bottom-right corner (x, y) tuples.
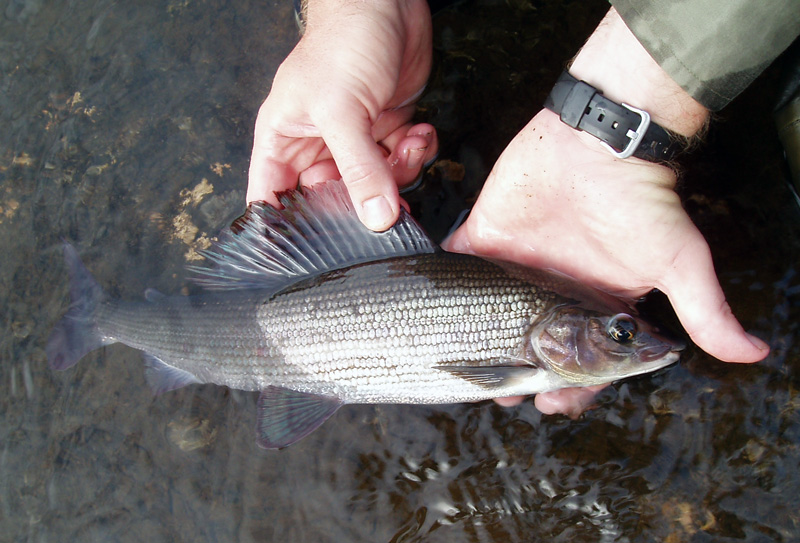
(434, 361), (542, 389)
(256, 386), (343, 450)
(143, 354), (202, 395)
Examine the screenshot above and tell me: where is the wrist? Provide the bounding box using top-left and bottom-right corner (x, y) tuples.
(538, 107), (676, 181)
(568, 8), (709, 139)
(305, 0), (403, 30)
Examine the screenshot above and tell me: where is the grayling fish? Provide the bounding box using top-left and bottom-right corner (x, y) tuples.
(47, 180), (682, 449)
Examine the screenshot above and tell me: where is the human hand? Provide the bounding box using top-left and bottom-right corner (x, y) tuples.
(247, 0), (438, 231)
(444, 7), (768, 416)
(444, 109), (770, 414)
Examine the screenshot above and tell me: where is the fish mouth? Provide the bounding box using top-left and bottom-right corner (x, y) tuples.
(638, 330), (686, 364)
(639, 342), (685, 364)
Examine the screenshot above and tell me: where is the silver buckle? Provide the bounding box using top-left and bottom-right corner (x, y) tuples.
(601, 103), (650, 159)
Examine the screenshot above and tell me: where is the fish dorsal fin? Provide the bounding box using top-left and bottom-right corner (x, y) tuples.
(256, 386), (343, 449)
(189, 179), (437, 291)
(434, 360), (544, 389)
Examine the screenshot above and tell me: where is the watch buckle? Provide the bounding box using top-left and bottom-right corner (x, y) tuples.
(601, 103), (651, 159)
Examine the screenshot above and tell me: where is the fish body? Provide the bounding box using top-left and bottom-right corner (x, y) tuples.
(48, 180), (682, 448)
(83, 254), (599, 403)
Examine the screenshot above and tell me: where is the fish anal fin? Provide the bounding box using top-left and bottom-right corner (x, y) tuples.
(256, 386), (343, 449)
(143, 354), (202, 395)
(434, 361), (543, 389)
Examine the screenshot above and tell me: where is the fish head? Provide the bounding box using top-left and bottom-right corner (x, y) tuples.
(529, 305), (683, 386)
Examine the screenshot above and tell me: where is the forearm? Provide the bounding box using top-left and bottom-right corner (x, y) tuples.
(613, 0), (800, 111)
(568, 7), (709, 139)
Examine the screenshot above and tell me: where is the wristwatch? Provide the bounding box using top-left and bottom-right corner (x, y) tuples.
(544, 71), (680, 163)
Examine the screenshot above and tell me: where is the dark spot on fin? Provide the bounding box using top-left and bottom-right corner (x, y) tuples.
(256, 386), (343, 449)
(47, 242), (113, 370)
(143, 353), (202, 394)
(189, 179), (437, 293)
(434, 361), (542, 389)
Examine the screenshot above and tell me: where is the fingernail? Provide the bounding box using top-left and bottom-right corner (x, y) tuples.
(405, 146), (427, 170)
(361, 195), (394, 231)
(408, 123), (434, 138)
(745, 332), (770, 352)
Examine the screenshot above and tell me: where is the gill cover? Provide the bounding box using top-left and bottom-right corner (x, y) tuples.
(530, 306), (681, 385)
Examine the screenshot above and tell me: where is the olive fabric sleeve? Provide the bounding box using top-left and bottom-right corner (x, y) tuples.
(611, 0), (800, 111)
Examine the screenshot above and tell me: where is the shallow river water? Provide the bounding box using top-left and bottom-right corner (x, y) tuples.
(2, 0), (799, 541)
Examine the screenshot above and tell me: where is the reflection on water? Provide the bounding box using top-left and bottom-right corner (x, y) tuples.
(2, 0), (799, 541)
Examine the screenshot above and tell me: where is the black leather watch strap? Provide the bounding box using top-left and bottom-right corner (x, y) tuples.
(544, 71), (680, 163)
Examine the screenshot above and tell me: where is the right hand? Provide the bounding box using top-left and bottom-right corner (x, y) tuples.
(247, 0), (438, 231)
(446, 7), (769, 417)
(444, 109), (769, 415)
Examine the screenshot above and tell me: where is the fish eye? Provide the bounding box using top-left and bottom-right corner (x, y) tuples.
(607, 314), (637, 344)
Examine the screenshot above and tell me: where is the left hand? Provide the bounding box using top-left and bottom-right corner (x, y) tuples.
(247, 0), (438, 231)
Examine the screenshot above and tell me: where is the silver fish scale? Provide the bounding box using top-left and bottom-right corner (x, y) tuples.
(98, 253), (564, 404)
(97, 292), (268, 381)
(255, 253), (561, 403)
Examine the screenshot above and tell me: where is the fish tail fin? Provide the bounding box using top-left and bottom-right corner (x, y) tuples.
(47, 243), (112, 370)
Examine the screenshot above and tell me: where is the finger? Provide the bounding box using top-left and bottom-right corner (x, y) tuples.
(379, 122), (437, 158)
(316, 105), (401, 232)
(534, 385), (608, 418)
(660, 239), (770, 363)
(247, 157), (299, 206)
(387, 134), (432, 187)
(372, 104), (417, 142)
(299, 123), (437, 191)
(440, 222), (476, 254)
(494, 396), (524, 407)
(374, 123), (436, 189)
(406, 122), (438, 153)
(248, 107), (304, 205)
(298, 159), (342, 187)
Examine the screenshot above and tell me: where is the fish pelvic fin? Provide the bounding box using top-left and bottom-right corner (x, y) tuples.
(189, 179), (438, 293)
(143, 354), (202, 394)
(256, 386), (343, 450)
(434, 360), (545, 390)
(47, 243), (114, 370)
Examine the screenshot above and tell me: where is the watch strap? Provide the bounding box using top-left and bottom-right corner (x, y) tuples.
(544, 71), (680, 163)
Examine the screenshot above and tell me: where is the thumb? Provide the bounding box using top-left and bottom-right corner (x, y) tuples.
(318, 108), (401, 232)
(440, 222), (474, 254)
(661, 242), (769, 363)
